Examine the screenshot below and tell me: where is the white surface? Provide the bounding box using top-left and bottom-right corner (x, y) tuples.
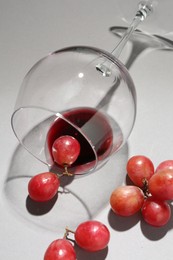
(1, 0), (173, 259)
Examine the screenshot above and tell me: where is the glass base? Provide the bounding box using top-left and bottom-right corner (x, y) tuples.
(109, 26), (173, 69)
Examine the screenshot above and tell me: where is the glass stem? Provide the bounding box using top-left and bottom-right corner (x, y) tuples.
(111, 16), (141, 59)
(113, 0), (154, 59)
(96, 0), (154, 76)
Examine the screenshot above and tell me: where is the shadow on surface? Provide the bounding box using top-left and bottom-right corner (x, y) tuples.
(26, 194), (58, 216)
(74, 244), (108, 260)
(108, 208), (141, 231)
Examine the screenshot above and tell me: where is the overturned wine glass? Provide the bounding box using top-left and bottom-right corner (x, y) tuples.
(11, 0), (159, 177)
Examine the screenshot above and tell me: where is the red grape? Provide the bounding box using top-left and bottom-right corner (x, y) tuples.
(141, 197), (171, 227)
(110, 186), (144, 216)
(28, 172), (60, 202)
(126, 155), (154, 188)
(148, 169), (173, 200)
(44, 239), (76, 260)
(156, 160), (173, 173)
(52, 135), (80, 166)
(75, 220), (110, 252)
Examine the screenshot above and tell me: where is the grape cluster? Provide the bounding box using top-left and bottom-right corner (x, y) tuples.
(110, 155), (173, 227)
(44, 220), (110, 260)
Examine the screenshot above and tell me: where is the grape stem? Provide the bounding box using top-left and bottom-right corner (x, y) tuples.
(56, 164), (74, 178)
(142, 178), (150, 198)
(63, 227), (75, 240)
(63, 164), (74, 176)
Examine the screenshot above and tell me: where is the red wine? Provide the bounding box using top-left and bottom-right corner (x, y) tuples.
(46, 107), (113, 175)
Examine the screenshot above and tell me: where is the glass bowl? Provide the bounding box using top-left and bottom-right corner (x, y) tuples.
(11, 45), (136, 176)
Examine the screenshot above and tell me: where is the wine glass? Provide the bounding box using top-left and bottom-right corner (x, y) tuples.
(12, 45), (136, 177)
(6, 0), (173, 232)
(11, 37), (137, 177)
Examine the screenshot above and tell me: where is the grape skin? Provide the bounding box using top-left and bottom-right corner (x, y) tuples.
(148, 169), (173, 201)
(155, 160), (173, 172)
(52, 135), (80, 166)
(110, 186), (144, 216)
(141, 197), (171, 227)
(75, 220), (110, 252)
(44, 239), (76, 260)
(28, 172), (60, 202)
(126, 155), (154, 188)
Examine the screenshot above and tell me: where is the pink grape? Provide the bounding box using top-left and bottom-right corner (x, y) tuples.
(110, 186), (144, 216)
(126, 155), (154, 188)
(141, 197), (171, 227)
(52, 135), (80, 166)
(148, 169), (173, 200)
(28, 172), (60, 202)
(44, 239), (76, 260)
(155, 160), (173, 173)
(75, 220), (110, 252)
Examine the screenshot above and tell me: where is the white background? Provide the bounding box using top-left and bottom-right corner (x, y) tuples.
(1, 0), (173, 259)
